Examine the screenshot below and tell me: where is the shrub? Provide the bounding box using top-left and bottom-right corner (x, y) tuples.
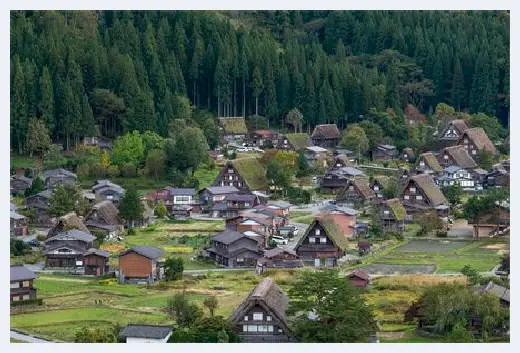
(120, 163), (137, 178)
(10, 298), (43, 307)
(76, 164), (90, 180)
(127, 228), (136, 235)
(36, 234), (46, 242)
(436, 230), (448, 238)
(107, 165), (120, 178)
(98, 278), (117, 286)
(88, 161), (106, 179)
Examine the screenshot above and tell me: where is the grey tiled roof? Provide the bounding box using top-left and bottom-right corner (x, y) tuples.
(10, 265), (37, 281)
(46, 229), (96, 243)
(121, 245), (164, 259)
(43, 168), (77, 179)
(202, 186), (239, 195)
(212, 229), (246, 245)
(85, 248), (110, 258)
(168, 188), (196, 196)
(121, 324), (174, 339)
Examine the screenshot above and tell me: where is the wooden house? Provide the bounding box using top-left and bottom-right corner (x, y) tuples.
(439, 145), (478, 170)
(295, 218), (349, 267)
(335, 177), (376, 207)
(249, 130), (280, 148)
(228, 277), (294, 343)
(256, 248), (303, 274)
(92, 180), (125, 205)
(304, 146), (330, 169)
(241, 207), (288, 230)
(320, 166), (365, 194)
(370, 176), (392, 202)
(84, 200), (124, 240)
(10, 176), (32, 196)
(484, 169), (510, 189)
(10, 266), (37, 303)
(318, 204), (358, 238)
(346, 270), (370, 288)
(414, 153), (443, 175)
(380, 198), (406, 233)
(168, 188), (196, 207)
(437, 119), (469, 149)
(435, 166), (475, 190)
(276, 133), (312, 152)
(44, 230), (95, 269)
(218, 117), (248, 142)
(331, 154), (356, 170)
(82, 136), (113, 151)
(199, 186), (239, 210)
(118, 246), (165, 284)
(475, 282), (510, 308)
(211, 159), (268, 193)
(457, 127), (497, 159)
(25, 189), (53, 224)
(311, 124), (340, 148)
(84, 248), (110, 276)
(370, 144), (397, 162)
(211, 193), (260, 218)
(121, 324), (174, 343)
(400, 174), (449, 217)
(264, 201), (291, 218)
(400, 147), (415, 163)
(42, 168), (77, 190)
(47, 212), (89, 241)
(206, 230), (263, 268)
(10, 212), (27, 237)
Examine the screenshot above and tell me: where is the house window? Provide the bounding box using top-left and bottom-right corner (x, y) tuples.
(278, 329), (283, 333)
(404, 195), (410, 200)
(419, 161), (425, 167)
(315, 229), (321, 235)
(247, 325), (258, 332)
(22, 294), (29, 300)
(320, 237), (327, 244)
(258, 325), (269, 332)
(22, 281), (29, 287)
(373, 185), (379, 191)
(410, 187), (416, 193)
(284, 139), (288, 144)
(229, 176), (233, 180)
(472, 150), (477, 155)
(12, 296), (20, 302)
(384, 210), (389, 215)
(244, 202), (250, 207)
(266, 316), (272, 321)
(464, 138), (468, 144)
(10, 282), (19, 289)
(244, 316), (248, 321)
(236, 257), (244, 263)
(238, 182), (242, 187)
(416, 195), (423, 200)
(220, 181), (224, 186)
(268, 325), (274, 332)
(444, 155), (449, 159)
(309, 237), (316, 244)
(243, 325), (248, 332)
(228, 169), (234, 174)
(253, 313), (263, 321)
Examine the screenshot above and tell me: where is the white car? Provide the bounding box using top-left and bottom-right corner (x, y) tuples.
(271, 235), (288, 246)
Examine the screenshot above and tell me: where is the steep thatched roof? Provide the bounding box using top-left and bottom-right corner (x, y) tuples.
(386, 198), (407, 221)
(416, 153), (443, 173)
(298, 218), (349, 250)
(372, 175), (391, 190)
(442, 145), (478, 169)
(218, 117), (248, 135)
(88, 200), (123, 226)
(353, 177), (376, 200)
(408, 174), (448, 206)
(286, 133), (312, 151)
(231, 158), (268, 191)
(460, 128), (497, 155)
(401, 147), (415, 159)
(311, 124), (341, 140)
(228, 277), (290, 332)
(47, 212), (89, 239)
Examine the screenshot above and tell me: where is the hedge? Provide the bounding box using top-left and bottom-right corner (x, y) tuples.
(11, 298), (43, 307)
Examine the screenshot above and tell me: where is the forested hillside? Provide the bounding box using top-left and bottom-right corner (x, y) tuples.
(10, 10), (509, 154)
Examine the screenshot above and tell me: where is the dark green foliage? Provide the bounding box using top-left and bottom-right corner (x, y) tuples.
(168, 316), (240, 343)
(296, 151), (310, 178)
(24, 176), (45, 197)
(118, 185), (144, 228)
(164, 257), (184, 281)
(10, 298), (44, 307)
(74, 327), (117, 343)
(167, 292), (204, 327)
(10, 238), (32, 256)
(478, 149), (494, 171)
(46, 184), (80, 217)
(500, 254), (510, 274)
(43, 144), (67, 169)
(461, 265), (483, 286)
(203, 296), (218, 317)
(442, 184), (464, 206)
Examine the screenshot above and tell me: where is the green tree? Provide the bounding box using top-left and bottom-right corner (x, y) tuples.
(463, 194), (495, 238)
(10, 238), (32, 256)
(155, 200), (167, 218)
(164, 257), (184, 281)
(167, 293), (204, 327)
(461, 265), (483, 286)
(267, 159), (292, 196)
(442, 184), (464, 206)
(24, 176), (45, 197)
(145, 148), (165, 180)
(252, 66), (263, 116)
(118, 185), (144, 229)
(451, 57), (465, 110)
(296, 151), (310, 177)
(26, 118), (51, 157)
(203, 296), (218, 317)
(43, 144), (67, 169)
(47, 184), (80, 217)
(111, 130), (145, 167)
(168, 316), (240, 343)
(11, 55), (28, 154)
(40, 66), (55, 134)
(469, 113), (504, 142)
(74, 327), (116, 343)
(340, 124), (369, 157)
(165, 125), (209, 175)
(288, 269), (377, 342)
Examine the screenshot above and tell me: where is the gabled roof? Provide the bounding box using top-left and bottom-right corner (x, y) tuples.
(212, 229), (250, 245)
(167, 188), (196, 196)
(10, 265), (37, 281)
(28, 189), (53, 199)
(218, 117), (248, 135)
(417, 153), (443, 173)
(268, 201), (292, 209)
(12, 175), (33, 184)
(406, 174), (448, 206)
(229, 158), (268, 191)
(319, 203), (358, 216)
(84, 248), (110, 258)
(285, 133), (312, 150)
(442, 145), (478, 169)
(459, 128), (497, 155)
(202, 186), (240, 195)
(92, 180), (124, 193)
(476, 281), (509, 303)
(297, 218), (349, 251)
(328, 166), (364, 178)
(88, 200), (122, 226)
(311, 124), (341, 140)
(48, 212), (90, 238)
(444, 165), (463, 174)
(121, 325), (174, 339)
(120, 245), (164, 260)
(449, 119), (469, 135)
(347, 269), (370, 281)
(305, 146), (329, 153)
(10, 212), (25, 220)
(43, 168), (77, 180)
(352, 177), (376, 200)
(46, 229), (96, 243)
(385, 198), (407, 221)
(378, 144), (397, 151)
(224, 193), (257, 202)
(262, 247), (298, 259)
(252, 129), (278, 137)
(228, 278), (290, 331)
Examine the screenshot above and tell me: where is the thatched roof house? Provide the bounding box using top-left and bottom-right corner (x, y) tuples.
(47, 212), (89, 239)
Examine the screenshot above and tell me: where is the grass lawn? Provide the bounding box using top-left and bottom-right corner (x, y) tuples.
(403, 223), (421, 237)
(11, 154), (38, 169)
(10, 338), (24, 343)
(194, 167), (220, 189)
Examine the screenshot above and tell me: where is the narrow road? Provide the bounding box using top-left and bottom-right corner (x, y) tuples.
(10, 330), (52, 343)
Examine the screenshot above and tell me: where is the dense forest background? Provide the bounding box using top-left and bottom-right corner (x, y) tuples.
(10, 10), (510, 154)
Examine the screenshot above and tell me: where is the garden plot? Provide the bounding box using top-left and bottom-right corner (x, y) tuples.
(395, 239), (467, 252)
(360, 264), (436, 275)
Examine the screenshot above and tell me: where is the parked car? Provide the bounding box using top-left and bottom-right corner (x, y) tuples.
(270, 235), (288, 246)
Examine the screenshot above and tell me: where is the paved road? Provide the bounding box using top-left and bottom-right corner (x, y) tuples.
(10, 330), (52, 343)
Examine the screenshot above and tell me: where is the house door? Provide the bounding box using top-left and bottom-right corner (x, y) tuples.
(314, 258), (321, 267)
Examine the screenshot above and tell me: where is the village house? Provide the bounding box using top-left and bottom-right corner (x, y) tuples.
(118, 246), (165, 284)
(400, 147), (415, 163)
(475, 281), (510, 308)
(249, 129), (280, 148)
(199, 186), (240, 210)
(472, 168), (489, 188)
(25, 189), (53, 224)
(439, 145), (478, 170)
(133, 201), (154, 228)
(370, 176), (392, 202)
(44, 229), (95, 269)
(435, 166), (475, 190)
(320, 166), (365, 194)
(256, 248), (303, 274)
(414, 152), (443, 175)
(168, 188), (196, 208)
(276, 133), (312, 152)
(370, 144), (397, 162)
(211, 159), (268, 194)
(210, 193), (260, 218)
(47, 212), (90, 240)
(330, 154), (357, 170)
(379, 198), (407, 233)
(42, 168), (77, 190)
(228, 277), (294, 342)
(120, 324), (174, 343)
(335, 177), (376, 207)
(484, 169), (510, 189)
(10, 175), (32, 196)
(311, 124), (341, 148)
(304, 146), (330, 169)
(437, 119), (469, 149)
(218, 117), (248, 142)
(84, 248), (110, 276)
(206, 230), (263, 268)
(346, 270), (370, 288)
(10, 211), (27, 237)
(241, 206), (288, 229)
(468, 202), (509, 238)
(84, 200), (124, 239)
(457, 127), (497, 159)
(92, 180), (125, 205)
(400, 174), (449, 217)
(318, 203), (358, 238)
(295, 217), (349, 267)
(10, 265), (37, 303)
(82, 136), (113, 151)
(225, 215), (271, 235)
(264, 201), (291, 218)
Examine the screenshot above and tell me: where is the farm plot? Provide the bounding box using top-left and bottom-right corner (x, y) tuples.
(395, 239), (467, 252)
(360, 264), (436, 275)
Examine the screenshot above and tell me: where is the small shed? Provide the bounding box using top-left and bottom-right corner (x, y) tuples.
(120, 324), (174, 343)
(346, 270), (370, 288)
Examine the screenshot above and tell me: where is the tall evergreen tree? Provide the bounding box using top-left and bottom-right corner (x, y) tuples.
(11, 55), (28, 154)
(252, 66), (264, 116)
(451, 56), (465, 110)
(39, 66), (55, 135)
